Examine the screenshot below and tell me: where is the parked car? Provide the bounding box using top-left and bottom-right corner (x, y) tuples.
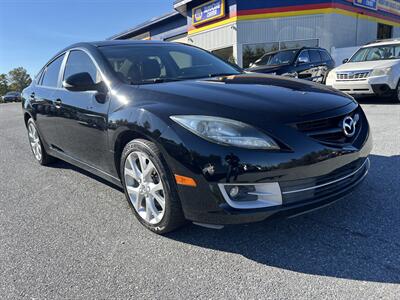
(326, 39), (400, 103)
(22, 41), (371, 234)
(3, 91), (22, 102)
(246, 47), (335, 83)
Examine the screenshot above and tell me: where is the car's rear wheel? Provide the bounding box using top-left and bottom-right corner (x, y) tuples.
(27, 118), (57, 165)
(120, 139), (186, 234)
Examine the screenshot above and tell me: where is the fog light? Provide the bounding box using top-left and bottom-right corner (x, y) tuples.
(218, 183), (282, 209)
(229, 186), (239, 198)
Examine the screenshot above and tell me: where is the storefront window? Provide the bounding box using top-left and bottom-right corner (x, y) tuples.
(377, 23), (393, 40)
(212, 47), (235, 64)
(242, 39), (319, 68)
(243, 42), (279, 68)
(279, 39), (319, 50)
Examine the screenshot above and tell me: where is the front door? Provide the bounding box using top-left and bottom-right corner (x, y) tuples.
(55, 50), (110, 169)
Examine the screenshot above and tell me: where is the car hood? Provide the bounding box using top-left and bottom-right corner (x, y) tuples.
(135, 74), (354, 124)
(334, 59), (400, 72)
(246, 64), (289, 73)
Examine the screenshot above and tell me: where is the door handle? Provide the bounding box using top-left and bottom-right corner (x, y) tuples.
(30, 92), (35, 99)
(54, 99), (62, 108)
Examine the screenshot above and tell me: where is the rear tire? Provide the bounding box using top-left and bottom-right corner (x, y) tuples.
(27, 118), (57, 165)
(120, 139), (186, 234)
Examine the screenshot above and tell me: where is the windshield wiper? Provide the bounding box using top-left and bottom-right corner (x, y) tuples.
(129, 78), (184, 85)
(206, 72), (241, 78)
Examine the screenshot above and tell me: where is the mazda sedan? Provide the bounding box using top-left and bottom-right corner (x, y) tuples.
(22, 41), (372, 234)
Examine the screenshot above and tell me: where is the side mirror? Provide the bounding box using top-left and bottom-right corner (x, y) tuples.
(63, 72), (99, 92)
(342, 58), (349, 64)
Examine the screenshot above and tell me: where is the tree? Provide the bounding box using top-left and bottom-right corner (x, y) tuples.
(0, 74), (8, 96)
(7, 67), (32, 92)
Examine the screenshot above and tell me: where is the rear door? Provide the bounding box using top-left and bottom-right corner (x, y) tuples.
(308, 49), (325, 83)
(32, 54), (66, 149)
(55, 49), (110, 169)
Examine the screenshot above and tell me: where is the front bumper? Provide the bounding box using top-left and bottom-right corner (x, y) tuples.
(179, 155), (370, 225)
(327, 74), (397, 96)
(164, 110), (372, 225)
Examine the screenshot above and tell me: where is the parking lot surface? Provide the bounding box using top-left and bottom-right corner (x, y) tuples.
(0, 101), (399, 299)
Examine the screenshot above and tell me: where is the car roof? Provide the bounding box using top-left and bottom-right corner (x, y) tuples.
(262, 47), (327, 56)
(69, 40), (172, 49)
(363, 39), (400, 48)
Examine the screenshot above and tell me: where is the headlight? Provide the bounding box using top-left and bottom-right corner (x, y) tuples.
(326, 71), (336, 82)
(170, 115), (280, 150)
(370, 67), (392, 77)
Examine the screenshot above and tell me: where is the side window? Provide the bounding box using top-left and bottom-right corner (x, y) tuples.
(320, 50), (332, 61)
(41, 54), (65, 87)
(309, 50), (322, 63)
(63, 50), (101, 83)
(297, 51), (310, 64)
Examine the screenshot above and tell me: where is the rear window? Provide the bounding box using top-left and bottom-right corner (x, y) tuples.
(320, 50), (332, 61)
(309, 50), (322, 63)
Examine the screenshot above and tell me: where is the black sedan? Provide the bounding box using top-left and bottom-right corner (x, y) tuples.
(247, 47), (335, 83)
(3, 91), (22, 102)
(22, 41), (371, 234)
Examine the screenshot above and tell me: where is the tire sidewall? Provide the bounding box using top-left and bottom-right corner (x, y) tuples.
(27, 119), (46, 165)
(396, 80), (400, 103)
(120, 140), (177, 234)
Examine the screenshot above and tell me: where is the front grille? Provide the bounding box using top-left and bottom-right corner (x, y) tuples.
(337, 71), (370, 80)
(281, 158), (369, 205)
(295, 107), (363, 146)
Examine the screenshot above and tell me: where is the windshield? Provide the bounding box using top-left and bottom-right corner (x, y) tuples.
(255, 50), (297, 66)
(349, 44), (400, 62)
(6, 92), (19, 96)
(99, 44), (241, 84)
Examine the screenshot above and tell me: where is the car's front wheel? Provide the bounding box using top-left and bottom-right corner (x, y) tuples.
(120, 139), (186, 234)
(27, 118), (57, 165)
(394, 80), (400, 103)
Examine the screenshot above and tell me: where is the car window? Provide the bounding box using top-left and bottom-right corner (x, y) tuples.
(297, 51), (310, 63)
(350, 44), (400, 62)
(309, 50), (322, 63)
(41, 54), (65, 87)
(63, 50), (101, 84)
(99, 44), (240, 84)
(320, 50), (332, 61)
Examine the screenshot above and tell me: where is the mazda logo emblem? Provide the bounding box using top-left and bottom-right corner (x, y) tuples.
(342, 114), (359, 138)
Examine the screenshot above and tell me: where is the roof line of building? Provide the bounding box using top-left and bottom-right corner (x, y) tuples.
(107, 10), (181, 40)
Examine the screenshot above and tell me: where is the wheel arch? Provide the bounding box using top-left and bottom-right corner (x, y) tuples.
(112, 109), (173, 179)
(24, 112), (33, 128)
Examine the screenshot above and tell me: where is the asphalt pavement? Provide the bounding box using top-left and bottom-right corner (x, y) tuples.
(0, 100), (399, 299)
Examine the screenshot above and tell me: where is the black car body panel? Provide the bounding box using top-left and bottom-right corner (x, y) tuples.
(22, 41), (371, 226)
(247, 47), (335, 83)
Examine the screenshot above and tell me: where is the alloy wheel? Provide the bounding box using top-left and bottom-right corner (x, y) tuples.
(124, 151), (166, 224)
(28, 123), (42, 161)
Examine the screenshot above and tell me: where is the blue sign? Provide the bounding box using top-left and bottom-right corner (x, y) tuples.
(353, 0), (378, 10)
(192, 0), (225, 26)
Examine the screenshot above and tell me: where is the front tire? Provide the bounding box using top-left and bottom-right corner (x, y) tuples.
(120, 139), (186, 234)
(394, 80), (400, 103)
(27, 118), (57, 165)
